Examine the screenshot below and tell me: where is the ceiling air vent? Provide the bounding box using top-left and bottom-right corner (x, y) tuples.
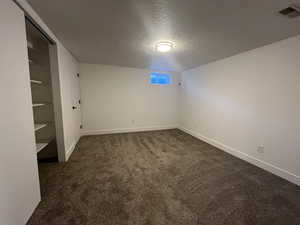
(279, 5), (300, 18)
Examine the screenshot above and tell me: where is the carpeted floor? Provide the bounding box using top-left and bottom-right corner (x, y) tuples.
(27, 129), (300, 225)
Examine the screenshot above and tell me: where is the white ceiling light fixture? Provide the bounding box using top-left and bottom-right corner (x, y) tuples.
(155, 41), (174, 53)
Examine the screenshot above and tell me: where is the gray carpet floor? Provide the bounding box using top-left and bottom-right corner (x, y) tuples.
(27, 129), (300, 225)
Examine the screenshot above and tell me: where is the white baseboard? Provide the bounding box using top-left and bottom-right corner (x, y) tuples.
(65, 135), (81, 161)
(179, 126), (300, 186)
(81, 125), (178, 136)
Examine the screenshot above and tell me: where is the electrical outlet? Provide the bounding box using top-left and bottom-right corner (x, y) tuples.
(257, 145), (264, 153)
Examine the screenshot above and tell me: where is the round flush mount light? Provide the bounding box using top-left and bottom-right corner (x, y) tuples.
(155, 41), (174, 53)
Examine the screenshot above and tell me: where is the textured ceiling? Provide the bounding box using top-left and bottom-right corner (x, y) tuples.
(27, 0), (300, 71)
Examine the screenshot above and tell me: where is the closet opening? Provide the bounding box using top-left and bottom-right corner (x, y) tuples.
(25, 18), (65, 163)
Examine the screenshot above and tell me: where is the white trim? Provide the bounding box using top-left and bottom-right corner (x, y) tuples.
(179, 126), (300, 186)
(65, 135), (81, 161)
(81, 125), (178, 136)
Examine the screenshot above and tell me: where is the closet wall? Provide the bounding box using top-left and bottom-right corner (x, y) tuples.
(26, 20), (58, 158)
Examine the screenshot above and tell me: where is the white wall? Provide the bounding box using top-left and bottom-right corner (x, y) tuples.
(57, 45), (81, 160)
(17, 0), (81, 161)
(180, 35), (300, 185)
(0, 0), (40, 224)
(80, 64), (179, 135)
(0, 1), (81, 223)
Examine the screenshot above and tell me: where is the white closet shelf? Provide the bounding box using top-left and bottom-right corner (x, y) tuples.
(27, 40), (34, 49)
(36, 142), (49, 153)
(33, 103), (45, 107)
(34, 123), (47, 131)
(30, 79), (42, 84)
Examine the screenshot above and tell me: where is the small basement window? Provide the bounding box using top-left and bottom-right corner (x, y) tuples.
(150, 72), (171, 85)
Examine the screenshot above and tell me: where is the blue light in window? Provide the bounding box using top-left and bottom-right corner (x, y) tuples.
(150, 72), (171, 85)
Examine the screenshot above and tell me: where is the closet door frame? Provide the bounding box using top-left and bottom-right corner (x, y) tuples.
(49, 44), (66, 162)
(15, 1), (67, 162)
